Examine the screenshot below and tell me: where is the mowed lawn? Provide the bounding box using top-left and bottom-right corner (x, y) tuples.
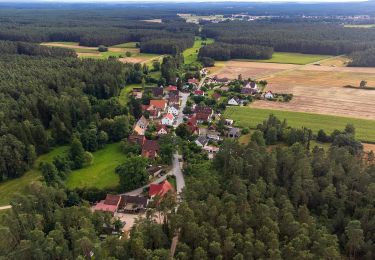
(65, 142), (124, 190)
(183, 36), (214, 64)
(236, 52), (332, 65)
(0, 146), (69, 206)
(224, 107), (375, 143)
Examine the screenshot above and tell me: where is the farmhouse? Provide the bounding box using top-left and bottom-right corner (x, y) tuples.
(156, 125), (168, 135)
(194, 90), (205, 96)
(149, 180), (175, 198)
(228, 97), (240, 106)
(264, 91), (274, 99)
(228, 127), (241, 138)
(167, 105), (179, 116)
(128, 134), (146, 146)
(188, 78), (200, 86)
(207, 130), (221, 141)
(150, 99), (167, 111)
(195, 136), (208, 147)
(119, 195), (148, 213)
(161, 113), (175, 126)
(145, 105), (160, 119)
(241, 88), (257, 95)
(168, 94), (180, 105)
(187, 116), (199, 134)
(141, 140), (160, 159)
(94, 194), (122, 215)
(133, 116), (149, 135)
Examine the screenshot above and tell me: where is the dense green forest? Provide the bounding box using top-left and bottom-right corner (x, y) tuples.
(0, 9), (197, 54)
(202, 21), (375, 56)
(0, 53), (138, 181)
(1, 130), (374, 259)
(199, 43), (273, 60)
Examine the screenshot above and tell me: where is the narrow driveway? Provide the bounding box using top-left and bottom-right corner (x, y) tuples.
(174, 92), (189, 127)
(172, 153), (185, 194)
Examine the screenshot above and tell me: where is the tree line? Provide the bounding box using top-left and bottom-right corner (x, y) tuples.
(0, 8), (197, 54)
(0, 54), (140, 182)
(202, 21), (375, 56)
(199, 42), (273, 60)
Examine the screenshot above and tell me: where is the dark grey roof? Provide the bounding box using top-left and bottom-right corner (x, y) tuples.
(121, 195), (148, 207)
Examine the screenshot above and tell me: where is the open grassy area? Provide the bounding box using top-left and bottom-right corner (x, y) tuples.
(0, 146), (68, 206)
(119, 83), (141, 105)
(224, 107), (375, 143)
(183, 36), (214, 64)
(344, 24), (375, 28)
(236, 52), (332, 65)
(66, 142), (125, 190)
(111, 42), (138, 48)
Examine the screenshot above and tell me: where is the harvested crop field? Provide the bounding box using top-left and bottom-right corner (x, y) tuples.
(363, 143), (375, 153)
(213, 61), (297, 79)
(254, 66), (375, 120)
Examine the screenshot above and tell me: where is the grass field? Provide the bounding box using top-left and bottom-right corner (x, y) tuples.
(119, 83), (141, 105)
(236, 52), (332, 65)
(344, 24), (375, 28)
(111, 42), (138, 48)
(183, 36), (214, 64)
(225, 107), (375, 143)
(0, 146), (68, 206)
(65, 143), (124, 190)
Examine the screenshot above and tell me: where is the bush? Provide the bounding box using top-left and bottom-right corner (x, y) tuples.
(98, 45), (108, 52)
(199, 56), (215, 67)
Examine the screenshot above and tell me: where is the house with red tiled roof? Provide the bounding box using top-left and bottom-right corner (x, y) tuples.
(194, 106), (213, 123)
(141, 140), (160, 159)
(165, 85), (177, 93)
(168, 94), (180, 105)
(149, 180), (175, 198)
(157, 125), (168, 135)
(150, 100), (167, 111)
(187, 116), (199, 134)
(128, 134), (146, 146)
(194, 90), (205, 96)
(188, 78), (200, 85)
(94, 194), (122, 215)
(133, 116), (149, 135)
(161, 113), (175, 126)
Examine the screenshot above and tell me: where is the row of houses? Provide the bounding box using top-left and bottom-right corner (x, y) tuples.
(94, 180), (175, 215)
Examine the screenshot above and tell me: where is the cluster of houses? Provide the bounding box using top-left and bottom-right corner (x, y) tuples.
(94, 180), (175, 215)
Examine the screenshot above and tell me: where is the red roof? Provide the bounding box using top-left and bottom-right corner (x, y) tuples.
(194, 90), (204, 95)
(128, 134), (146, 146)
(187, 116), (197, 126)
(142, 140), (160, 159)
(188, 78), (199, 84)
(166, 85), (177, 91)
(94, 201), (118, 214)
(163, 113), (174, 121)
(94, 194), (122, 214)
(149, 180), (174, 197)
(196, 112), (210, 121)
(150, 100), (167, 110)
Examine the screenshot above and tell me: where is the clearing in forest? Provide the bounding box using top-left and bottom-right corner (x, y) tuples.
(65, 143), (124, 190)
(224, 107), (375, 143)
(234, 52), (331, 65)
(183, 36), (214, 64)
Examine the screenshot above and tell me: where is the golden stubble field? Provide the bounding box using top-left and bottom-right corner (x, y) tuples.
(212, 60), (375, 120)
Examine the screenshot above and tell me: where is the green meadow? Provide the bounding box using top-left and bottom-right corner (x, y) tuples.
(183, 36), (214, 64)
(65, 142), (124, 190)
(236, 52), (332, 65)
(224, 107), (375, 143)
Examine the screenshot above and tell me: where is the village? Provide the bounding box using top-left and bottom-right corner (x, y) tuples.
(90, 67), (287, 236)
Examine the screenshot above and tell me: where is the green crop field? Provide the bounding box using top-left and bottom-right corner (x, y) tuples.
(225, 107), (375, 143)
(183, 36), (214, 64)
(0, 146), (68, 206)
(235, 52), (332, 65)
(111, 42), (139, 48)
(65, 142), (124, 190)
